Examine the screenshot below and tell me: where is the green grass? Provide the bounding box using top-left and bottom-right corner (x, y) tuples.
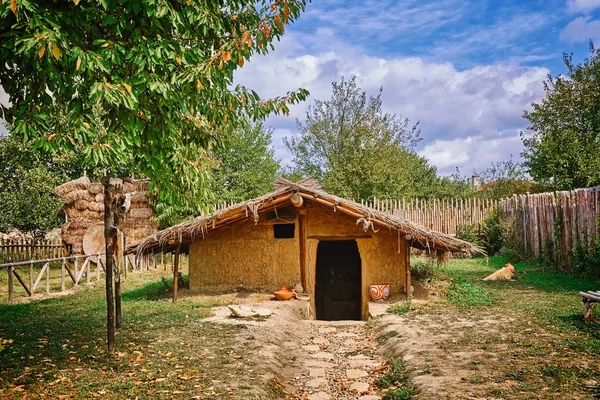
(376, 360), (418, 400)
(388, 301), (412, 315)
(0, 272), (274, 399)
(446, 276), (494, 306)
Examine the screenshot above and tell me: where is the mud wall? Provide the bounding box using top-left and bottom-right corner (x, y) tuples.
(189, 211), (301, 290)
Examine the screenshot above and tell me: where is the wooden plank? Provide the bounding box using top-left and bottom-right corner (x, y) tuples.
(13, 269), (32, 296)
(61, 259), (66, 291)
(580, 292), (600, 302)
(32, 262), (49, 293)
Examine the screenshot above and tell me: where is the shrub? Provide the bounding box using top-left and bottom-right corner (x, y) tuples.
(410, 258), (442, 282)
(457, 207), (504, 256)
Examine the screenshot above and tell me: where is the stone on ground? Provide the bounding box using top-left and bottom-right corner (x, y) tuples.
(346, 369), (369, 379)
(309, 368), (326, 377)
(349, 381), (370, 393)
(306, 378), (328, 389)
(309, 392), (331, 400)
(311, 352), (334, 360)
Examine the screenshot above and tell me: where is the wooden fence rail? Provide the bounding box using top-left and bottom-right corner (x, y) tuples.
(0, 251), (183, 303)
(500, 187), (600, 268)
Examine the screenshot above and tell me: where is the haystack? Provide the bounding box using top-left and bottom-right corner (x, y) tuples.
(54, 177), (159, 255)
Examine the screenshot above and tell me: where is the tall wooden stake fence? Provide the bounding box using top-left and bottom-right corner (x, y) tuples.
(362, 197), (499, 235)
(500, 187), (600, 268)
(0, 238), (66, 264)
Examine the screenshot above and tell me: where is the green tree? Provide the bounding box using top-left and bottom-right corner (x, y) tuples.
(211, 120), (280, 203)
(285, 76), (428, 200)
(521, 43), (600, 189)
(473, 155), (545, 199)
(1, 0), (307, 351)
(0, 133), (83, 234)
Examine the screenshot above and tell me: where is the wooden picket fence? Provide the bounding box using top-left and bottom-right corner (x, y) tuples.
(500, 187), (600, 267)
(362, 197), (499, 235)
(0, 238), (66, 264)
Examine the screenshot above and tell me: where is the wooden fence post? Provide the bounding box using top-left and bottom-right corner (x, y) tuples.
(45, 263), (50, 294)
(61, 259), (66, 291)
(28, 262), (34, 296)
(8, 266), (13, 303)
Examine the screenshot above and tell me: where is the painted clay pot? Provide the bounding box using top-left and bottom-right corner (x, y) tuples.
(369, 284), (390, 302)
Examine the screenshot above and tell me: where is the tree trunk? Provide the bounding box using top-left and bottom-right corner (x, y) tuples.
(102, 177), (123, 352)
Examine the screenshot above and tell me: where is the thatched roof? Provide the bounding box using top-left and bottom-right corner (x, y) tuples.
(128, 178), (485, 256)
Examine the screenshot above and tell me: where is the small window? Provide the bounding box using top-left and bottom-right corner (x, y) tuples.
(274, 223), (295, 239)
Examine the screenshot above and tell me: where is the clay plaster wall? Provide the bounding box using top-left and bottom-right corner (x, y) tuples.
(189, 212), (301, 290)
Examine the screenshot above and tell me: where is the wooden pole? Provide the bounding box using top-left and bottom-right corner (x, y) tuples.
(404, 239), (411, 299)
(61, 259), (66, 291)
(172, 243), (182, 302)
(298, 209), (307, 291)
(28, 262), (33, 296)
(102, 177), (122, 353)
(8, 266), (13, 303)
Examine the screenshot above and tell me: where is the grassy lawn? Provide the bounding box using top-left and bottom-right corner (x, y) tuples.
(380, 255), (600, 399)
(0, 271), (278, 399)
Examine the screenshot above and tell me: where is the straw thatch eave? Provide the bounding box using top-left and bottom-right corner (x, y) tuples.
(127, 178), (484, 256)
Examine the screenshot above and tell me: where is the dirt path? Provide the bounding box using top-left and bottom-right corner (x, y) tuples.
(289, 321), (383, 400)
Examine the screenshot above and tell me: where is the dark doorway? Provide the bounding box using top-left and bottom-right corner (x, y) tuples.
(315, 240), (362, 321)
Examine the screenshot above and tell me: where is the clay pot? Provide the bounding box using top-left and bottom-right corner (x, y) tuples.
(369, 284), (390, 302)
(273, 289), (295, 301)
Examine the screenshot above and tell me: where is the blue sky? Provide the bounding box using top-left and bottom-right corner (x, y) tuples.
(2, 1), (599, 176)
(235, 0), (600, 175)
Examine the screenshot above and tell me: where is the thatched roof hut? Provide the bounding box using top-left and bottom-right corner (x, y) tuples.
(54, 177), (158, 255)
(130, 178), (482, 256)
(128, 178), (483, 321)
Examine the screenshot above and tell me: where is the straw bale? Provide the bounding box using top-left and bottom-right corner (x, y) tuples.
(54, 176), (91, 197)
(95, 193), (104, 203)
(129, 201), (150, 209)
(88, 183), (104, 195)
(130, 191), (150, 203)
(63, 189), (94, 205)
(129, 208), (154, 219)
(74, 200), (104, 212)
(64, 209), (102, 220)
(133, 179), (150, 191)
(123, 181), (136, 193)
(121, 219), (158, 231)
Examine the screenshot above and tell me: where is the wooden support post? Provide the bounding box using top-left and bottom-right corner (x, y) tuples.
(172, 243), (182, 302)
(162, 252), (166, 271)
(8, 266), (13, 303)
(45, 263), (50, 294)
(74, 257), (79, 286)
(86, 258), (91, 285)
(405, 239), (412, 299)
(28, 262), (34, 296)
(61, 259), (66, 291)
(153, 254), (157, 270)
(298, 209), (307, 292)
(96, 257), (101, 281)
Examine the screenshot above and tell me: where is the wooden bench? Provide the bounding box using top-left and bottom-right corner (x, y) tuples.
(579, 291), (600, 320)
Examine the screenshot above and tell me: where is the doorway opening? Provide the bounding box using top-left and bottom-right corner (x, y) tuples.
(315, 240), (362, 321)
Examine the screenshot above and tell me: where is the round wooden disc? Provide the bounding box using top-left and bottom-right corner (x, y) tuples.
(83, 223), (105, 256)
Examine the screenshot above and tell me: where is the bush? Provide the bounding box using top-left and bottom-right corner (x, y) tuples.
(410, 258), (442, 282)
(456, 206), (503, 256)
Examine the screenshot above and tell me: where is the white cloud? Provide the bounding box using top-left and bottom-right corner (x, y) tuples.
(566, 0), (600, 13)
(234, 31), (548, 176)
(560, 16), (600, 42)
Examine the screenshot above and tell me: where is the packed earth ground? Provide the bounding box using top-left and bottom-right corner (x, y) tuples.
(0, 257), (599, 399)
